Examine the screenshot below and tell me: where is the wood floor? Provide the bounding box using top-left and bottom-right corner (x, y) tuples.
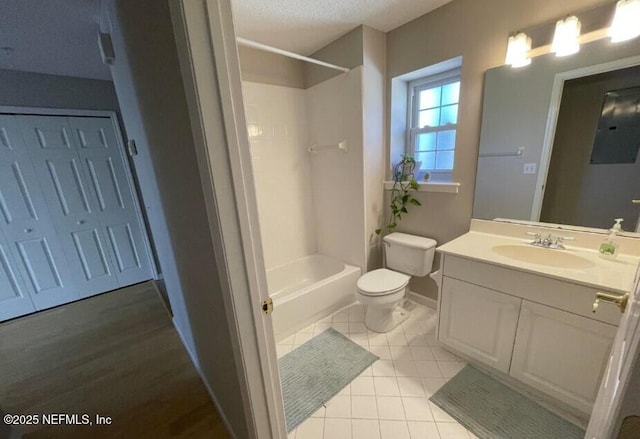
(0, 282), (231, 438)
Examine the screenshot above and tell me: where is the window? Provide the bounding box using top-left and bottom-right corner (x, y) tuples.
(408, 70), (461, 179)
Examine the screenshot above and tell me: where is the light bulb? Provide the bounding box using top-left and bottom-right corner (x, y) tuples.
(610, 0), (640, 42)
(505, 32), (532, 68)
(551, 16), (581, 57)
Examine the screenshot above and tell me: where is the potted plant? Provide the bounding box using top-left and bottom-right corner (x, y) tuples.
(376, 154), (422, 235)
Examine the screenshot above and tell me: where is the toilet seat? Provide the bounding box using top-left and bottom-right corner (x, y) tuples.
(356, 268), (410, 297)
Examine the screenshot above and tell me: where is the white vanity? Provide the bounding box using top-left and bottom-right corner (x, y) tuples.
(433, 219), (640, 418)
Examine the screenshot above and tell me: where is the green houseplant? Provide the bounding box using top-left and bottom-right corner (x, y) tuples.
(376, 155), (422, 235)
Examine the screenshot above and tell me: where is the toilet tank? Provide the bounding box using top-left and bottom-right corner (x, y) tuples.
(383, 232), (437, 276)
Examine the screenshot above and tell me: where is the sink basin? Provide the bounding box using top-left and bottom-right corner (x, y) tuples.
(492, 245), (595, 269)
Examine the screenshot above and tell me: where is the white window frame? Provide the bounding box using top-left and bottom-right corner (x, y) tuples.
(407, 68), (461, 180)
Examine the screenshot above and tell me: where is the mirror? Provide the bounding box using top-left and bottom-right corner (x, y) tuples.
(473, 36), (640, 233)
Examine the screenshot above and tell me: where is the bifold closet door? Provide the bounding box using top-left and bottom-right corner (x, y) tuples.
(0, 115), (78, 313)
(68, 116), (151, 286)
(20, 116), (121, 298)
(0, 228), (36, 321)
(0, 113), (152, 320)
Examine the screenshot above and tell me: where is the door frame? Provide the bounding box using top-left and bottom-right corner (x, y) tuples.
(0, 106), (159, 280)
(169, 0), (286, 437)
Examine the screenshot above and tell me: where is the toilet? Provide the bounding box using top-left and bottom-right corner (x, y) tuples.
(355, 232), (437, 333)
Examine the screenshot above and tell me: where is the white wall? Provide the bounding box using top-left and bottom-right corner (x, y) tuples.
(243, 82), (316, 269)
(307, 68), (366, 269)
(244, 70), (367, 272)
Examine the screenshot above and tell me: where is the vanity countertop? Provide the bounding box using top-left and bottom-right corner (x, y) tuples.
(437, 231), (639, 294)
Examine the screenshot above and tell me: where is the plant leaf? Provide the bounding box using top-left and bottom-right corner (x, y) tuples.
(409, 198), (422, 206)
(375, 228), (381, 235)
(401, 207), (408, 213)
(409, 178), (419, 190)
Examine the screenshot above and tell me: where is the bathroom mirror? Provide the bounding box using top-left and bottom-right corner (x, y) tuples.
(473, 36), (640, 233)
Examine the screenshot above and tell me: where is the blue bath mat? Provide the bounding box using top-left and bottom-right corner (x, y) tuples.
(430, 365), (585, 439)
(279, 328), (378, 432)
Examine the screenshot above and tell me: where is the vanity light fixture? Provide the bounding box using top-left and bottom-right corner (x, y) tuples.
(504, 1), (640, 68)
(551, 16), (582, 56)
(505, 32), (532, 67)
(610, 0), (640, 42)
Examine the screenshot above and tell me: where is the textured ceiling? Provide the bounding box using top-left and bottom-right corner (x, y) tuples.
(0, 0), (110, 80)
(0, 0), (453, 80)
(232, 0), (454, 55)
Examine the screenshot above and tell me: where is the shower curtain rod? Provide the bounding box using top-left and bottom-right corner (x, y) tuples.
(236, 37), (351, 73)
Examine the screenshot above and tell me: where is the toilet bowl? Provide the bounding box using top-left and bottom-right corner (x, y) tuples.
(355, 233), (437, 333)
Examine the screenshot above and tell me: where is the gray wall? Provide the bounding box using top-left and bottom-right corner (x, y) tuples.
(105, 1), (247, 437)
(386, 0), (637, 301)
(239, 46), (305, 88)
(0, 69), (119, 112)
(238, 26), (365, 90)
(362, 27), (387, 271)
(541, 66), (640, 230)
(305, 26), (364, 88)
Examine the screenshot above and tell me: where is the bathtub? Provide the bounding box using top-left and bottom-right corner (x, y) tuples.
(268, 254), (361, 341)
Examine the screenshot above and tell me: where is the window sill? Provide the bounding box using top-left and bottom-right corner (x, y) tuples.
(383, 181), (461, 194)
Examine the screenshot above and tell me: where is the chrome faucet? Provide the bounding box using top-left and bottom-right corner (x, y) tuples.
(526, 232), (574, 250)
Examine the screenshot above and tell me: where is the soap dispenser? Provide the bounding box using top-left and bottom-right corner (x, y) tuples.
(599, 218), (623, 260)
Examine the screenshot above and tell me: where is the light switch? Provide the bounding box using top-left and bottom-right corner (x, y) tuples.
(523, 163), (537, 174)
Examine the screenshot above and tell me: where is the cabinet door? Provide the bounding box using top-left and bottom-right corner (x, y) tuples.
(510, 301), (617, 414)
(439, 277), (521, 373)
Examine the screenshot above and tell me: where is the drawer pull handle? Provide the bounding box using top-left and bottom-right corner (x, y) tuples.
(593, 292), (628, 314)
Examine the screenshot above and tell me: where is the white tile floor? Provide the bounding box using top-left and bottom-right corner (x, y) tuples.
(277, 302), (480, 439)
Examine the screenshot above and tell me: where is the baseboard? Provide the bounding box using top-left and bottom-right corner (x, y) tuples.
(409, 291), (438, 309)
(172, 318), (238, 439)
(150, 280), (173, 318)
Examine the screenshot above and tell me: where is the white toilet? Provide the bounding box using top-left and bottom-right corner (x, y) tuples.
(355, 232), (437, 333)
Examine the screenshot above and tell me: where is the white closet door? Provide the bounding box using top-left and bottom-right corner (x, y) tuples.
(19, 116), (120, 298)
(0, 115), (78, 311)
(0, 227), (36, 320)
(69, 117), (151, 286)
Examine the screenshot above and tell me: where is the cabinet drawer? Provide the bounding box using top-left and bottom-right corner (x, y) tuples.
(442, 255), (622, 326)
(439, 277), (521, 373)
(510, 301), (616, 414)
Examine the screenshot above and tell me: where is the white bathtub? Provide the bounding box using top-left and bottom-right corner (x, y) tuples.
(268, 254), (361, 341)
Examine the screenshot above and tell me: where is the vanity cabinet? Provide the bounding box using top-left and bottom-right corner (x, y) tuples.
(437, 254), (620, 415)
(439, 277), (520, 373)
(510, 301), (617, 414)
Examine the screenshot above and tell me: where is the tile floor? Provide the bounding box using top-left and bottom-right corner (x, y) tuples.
(276, 302), (480, 439)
